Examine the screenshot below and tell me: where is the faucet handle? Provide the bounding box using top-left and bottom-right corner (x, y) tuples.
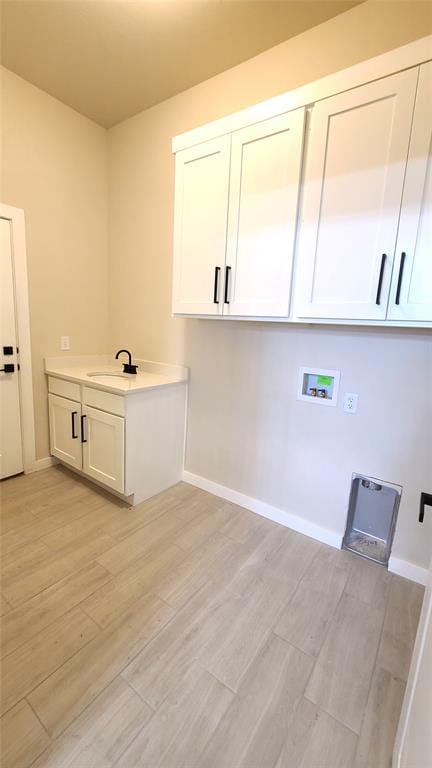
(122, 361), (138, 375)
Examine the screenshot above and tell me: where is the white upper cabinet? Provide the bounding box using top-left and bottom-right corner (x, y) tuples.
(224, 110), (305, 317)
(388, 62), (432, 322)
(294, 69), (418, 321)
(172, 136), (230, 315)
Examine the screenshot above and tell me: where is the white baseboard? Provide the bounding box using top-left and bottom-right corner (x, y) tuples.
(388, 555), (428, 587)
(182, 470), (342, 549)
(26, 456), (58, 474)
(183, 470), (427, 586)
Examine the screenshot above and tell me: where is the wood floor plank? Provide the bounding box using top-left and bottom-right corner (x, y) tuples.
(354, 665), (405, 768)
(173, 503), (234, 552)
(1, 562), (112, 658)
(198, 575), (297, 691)
(229, 526), (320, 596)
(31, 677), (152, 768)
(0, 593), (12, 616)
(274, 580), (344, 657)
(39, 503), (121, 550)
(154, 532), (244, 609)
(345, 557), (392, 611)
(2, 529), (116, 606)
(1, 539), (51, 579)
(0, 700), (51, 768)
(170, 490), (224, 523)
(199, 634), (313, 768)
(96, 512), (185, 575)
(116, 663), (233, 768)
(27, 593), (174, 737)
(1, 497), (101, 556)
(121, 581), (230, 709)
(275, 697), (358, 768)
(91, 491), (173, 541)
(218, 501), (270, 544)
(168, 482), (208, 504)
(1, 484), (91, 534)
(1, 607), (99, 715)
(82, 543), (186, 628)
(299, 545), (352, 595)
(377, 575), (424, 681)
(305, 593), (384, 733)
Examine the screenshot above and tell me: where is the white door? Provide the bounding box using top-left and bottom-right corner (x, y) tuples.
(393, 550), (432, 768)
(295, 69), (418, 320)
(388, 63), (432, 323)
(224, 110), (305, 317)
(48, 393), (82, 470)
(172, 135), (230, 315)
(82, 405), (124, 493)
(0, 217), (23, 479)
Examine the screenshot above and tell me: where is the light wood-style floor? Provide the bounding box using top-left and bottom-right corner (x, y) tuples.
(0, 466), (424, 768)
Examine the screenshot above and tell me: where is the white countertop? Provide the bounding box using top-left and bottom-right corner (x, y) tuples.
(45, 355), (188, 396)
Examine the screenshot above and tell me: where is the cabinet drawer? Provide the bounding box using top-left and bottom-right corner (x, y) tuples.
(83, 386), (125, 416)
(48, 376), (81, 403)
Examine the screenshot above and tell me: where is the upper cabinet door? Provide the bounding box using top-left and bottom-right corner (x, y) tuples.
(388, 63), (432, 323)
(295, 69), (418, 321)
(223, 110), (305, 317)
(172, 136), (230, 315)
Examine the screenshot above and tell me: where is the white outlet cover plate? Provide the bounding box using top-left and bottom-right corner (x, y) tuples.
(344, 392), (359, 413)
(60, 336), (70, 351)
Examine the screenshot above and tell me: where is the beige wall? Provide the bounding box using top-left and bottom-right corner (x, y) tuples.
(108, 0), (432, 571)
(1, 68), (109, 459)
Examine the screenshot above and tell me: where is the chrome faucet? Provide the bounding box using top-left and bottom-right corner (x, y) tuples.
(115, 349), (138, 374)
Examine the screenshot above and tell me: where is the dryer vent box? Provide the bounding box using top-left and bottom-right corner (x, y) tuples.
(343, 474), (401, 566)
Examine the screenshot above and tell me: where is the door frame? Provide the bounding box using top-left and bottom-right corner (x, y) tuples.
(0, 203), (36, 473)
(393, 558), (432, 767)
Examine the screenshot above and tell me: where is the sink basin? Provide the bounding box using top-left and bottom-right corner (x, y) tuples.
(87, 371), (130, 379)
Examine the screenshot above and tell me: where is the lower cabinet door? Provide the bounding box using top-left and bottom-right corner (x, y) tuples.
(48, 394), (82, 470)
(82, 405), (125, 493)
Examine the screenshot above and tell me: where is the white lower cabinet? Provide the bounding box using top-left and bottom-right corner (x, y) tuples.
(82, 405), (124, 493)
(48, 393), (124, 491)
(47, 375), (187, 504)
(48, 394), (82, 471)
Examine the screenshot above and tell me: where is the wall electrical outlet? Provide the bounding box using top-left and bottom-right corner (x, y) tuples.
(60, 336), (70, 351)
(343, 392), (358, 414)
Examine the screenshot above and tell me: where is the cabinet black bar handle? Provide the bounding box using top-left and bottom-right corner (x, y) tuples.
(81, 414), (87, 443)
(71, 411), (78, 439)
(213, 266), (221, 304)
(376, 253), (386, 305)
(395, 252), (406, 305)
(224, 266), (231, 304)
(419, 492), (432, 523)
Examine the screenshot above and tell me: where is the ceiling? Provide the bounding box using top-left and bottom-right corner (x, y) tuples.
(1, 0), (363, 128)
